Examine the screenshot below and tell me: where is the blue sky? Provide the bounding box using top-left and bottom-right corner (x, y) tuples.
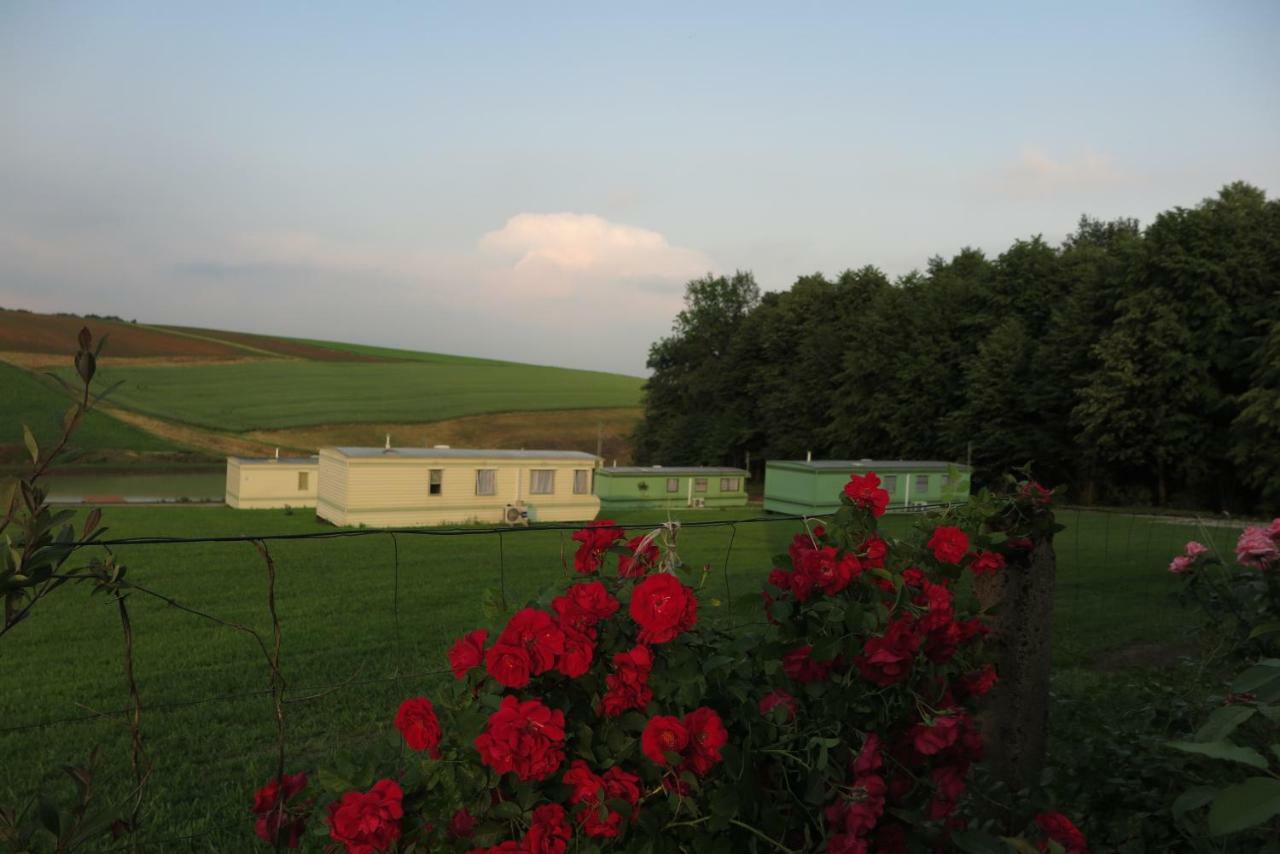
(2, 2), (1277, 374)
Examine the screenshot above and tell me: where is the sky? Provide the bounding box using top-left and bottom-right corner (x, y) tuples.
(2, 2), (1277, 375)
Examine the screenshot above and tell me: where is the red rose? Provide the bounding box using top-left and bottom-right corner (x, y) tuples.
(926, 526), (969, 565)
(251, 771), (308, 849)
(860, 536), (889, 568)
(826, 834), (869, 854)
(640, 715), (689, 766)
(485, 643), (533, 689)
(852, 733), (883, 776)
(1035, 811), (1087, 854)
(474, 695), (566, 782)
(448, 629), (488, 680)
(901, 567), (925, 587)
(843, 472), (890, 517)
(1018, 481), (1054, 507)
(552, 581), (619, 631)
(498, 608), (564, 675)
(602, 644), (654, 717)
(618, 534), (659, 577)
(572, 521), (624, 573)
(556, 625), (596, 678)
(932, 764), (967, 802)
(783, 645), (835, 683)
(968, 550), (1006, 577)
(629, 574), (697, 644)
(824, 774), (886, 836)
(855, 616), (922, 687)
(563, 761), (641, 838)
(326, 779), (403, 854)
(525, 803), (572, 854)
(394, 697), (442, 757)
(801, 547), (861, 596)
(758, 690), (798, 721)
(681, 707), (727, 776)
(448, 808), (476, 839)
(958, 665), (998, 698)
(911, 713), (962, 756)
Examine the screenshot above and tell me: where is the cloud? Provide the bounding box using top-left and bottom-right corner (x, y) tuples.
(479, 213), (711, 298)
(1001, 147), (1132, 196)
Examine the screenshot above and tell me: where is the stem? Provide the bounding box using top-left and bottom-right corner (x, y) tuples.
(728, 819), (796, 853)
(116, 594), (147, 841)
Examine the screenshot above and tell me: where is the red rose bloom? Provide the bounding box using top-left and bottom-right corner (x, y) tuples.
(901, 567), (925, 587)
(448, 629), (488, 680)
(572, 520), (624, 573)
(475, 696), (566, 782)
(326, 779), (403, 854)
(251, 771), (308, 849)
(843, 472), (890, 517)
(911, 713), (963, 756)
(860, 536), (889, 568)
(448, 808), (476, 839)
(825, 773), (886, 837)
(926, 526), (970, 565)
(630, 574), (697, 644)
(552, 581), (619, 631)
(682, 707), (727, 776)
(602, 644), (654, 717)
(958, 665), (998, 698)
(968, 550), (1006, 577)
(497, 608), (564, 675)
(618, 534), (659, 577)
(783, 644), (835, 683)
(1035, 811), (1087, 854)
(758, 690), (798, 721)
(563, 761), (641, 838)
(854, 616), (922, 687)
(394, 697), (442, 757)
(853, 733), (883, 776)
(641, 715), (689, 766)
(485, 643), (533, 689)
(525, 803), (572, 854)
(801, 546), (861, 596)
(556, 625), (596, 678)
(1018, 481), (1054, 507)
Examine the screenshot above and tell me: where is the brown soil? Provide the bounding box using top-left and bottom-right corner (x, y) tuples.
(156, 325), (388, 362)
(0, 310), (248, 358)
(248, 408), (643, 462)
(0, 351), (279, 370)
(100, 406), (287, 458)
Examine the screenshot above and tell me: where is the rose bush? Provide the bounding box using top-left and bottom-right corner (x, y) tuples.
(253, 475), (1081, 852)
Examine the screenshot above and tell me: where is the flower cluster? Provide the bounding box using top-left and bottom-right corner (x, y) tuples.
(1235, 519), (1280, 570)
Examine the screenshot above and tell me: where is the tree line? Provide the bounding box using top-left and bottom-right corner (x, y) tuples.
(633, 182), (1280, 513)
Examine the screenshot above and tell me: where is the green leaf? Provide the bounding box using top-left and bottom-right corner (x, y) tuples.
(492, 800), (523, 821)
(950, 830), (1014, 854)
(1232, 660), (1280, 694)
(1168, 740), (1269, 769)
(22, 425), (39, 465)
(1249, 622), (1280, 640)
(1172, 785), (1217, 822)
(1208, 777), (1280, 835)
(1195, 706), (1256, 743)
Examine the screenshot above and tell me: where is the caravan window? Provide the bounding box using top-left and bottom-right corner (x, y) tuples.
(297, 471), (309, 491)
(694, 478), (708, 493)
(573, 469), (589, 494)
(475, 469), (497, 496)
(666, 478), (679, 493)
(720, 478), (740, 492)
(429, 469), (443, 496)
(915, 474), (929, 494)
(883, 475), (897, 492)
(530, 470), (555, 495)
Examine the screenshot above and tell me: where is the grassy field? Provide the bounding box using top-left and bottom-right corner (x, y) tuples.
(0, 505), (1239, 850)
(60, 360), (645, 432)
(0, 362), (182, 458)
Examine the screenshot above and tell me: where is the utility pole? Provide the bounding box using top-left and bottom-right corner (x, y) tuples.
(596, 422), (603, 459)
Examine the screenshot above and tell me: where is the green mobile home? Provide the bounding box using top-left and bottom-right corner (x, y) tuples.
(594, 466), (749, 511)
(763, 459), (972, 515)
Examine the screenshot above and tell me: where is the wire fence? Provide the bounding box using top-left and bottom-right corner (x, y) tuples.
(0, 505), (1248, 850)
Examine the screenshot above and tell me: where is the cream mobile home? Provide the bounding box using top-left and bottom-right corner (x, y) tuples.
(225, 455), (319, 509)
(315, 447), (601, 527)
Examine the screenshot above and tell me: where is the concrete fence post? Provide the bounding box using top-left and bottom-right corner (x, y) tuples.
(974, 532), (1056, 799)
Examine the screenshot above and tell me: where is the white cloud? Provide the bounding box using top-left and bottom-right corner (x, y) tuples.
(479, 213), (711, 298)
(1002, 147), (1132, 196)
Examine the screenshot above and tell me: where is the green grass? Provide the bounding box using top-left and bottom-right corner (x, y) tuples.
(59, 360), (645, 431)
(0, 362), (181, 455)
(0, 506), (1238, 850)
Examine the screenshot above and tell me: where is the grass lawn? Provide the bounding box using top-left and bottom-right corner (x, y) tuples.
(0, 506), (1239, 849)
(0, 362), (182, 456)
(59, 360), (645, 432)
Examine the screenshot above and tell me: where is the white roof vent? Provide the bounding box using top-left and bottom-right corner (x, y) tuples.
(433, 444), (451, 449)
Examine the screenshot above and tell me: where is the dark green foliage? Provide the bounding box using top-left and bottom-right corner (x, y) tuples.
(634, 184), (1280, 512)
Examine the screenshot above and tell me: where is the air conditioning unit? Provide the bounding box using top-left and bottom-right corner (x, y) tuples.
(690, 497), (706, 509)
(504, 502), (529, 526)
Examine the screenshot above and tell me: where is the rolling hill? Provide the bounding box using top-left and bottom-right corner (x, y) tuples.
(0, 308), (645, 464)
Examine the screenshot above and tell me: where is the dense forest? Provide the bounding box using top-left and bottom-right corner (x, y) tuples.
(633, 183), (1280, 513)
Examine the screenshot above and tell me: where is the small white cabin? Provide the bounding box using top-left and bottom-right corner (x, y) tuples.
(225, 455), (319, 509)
